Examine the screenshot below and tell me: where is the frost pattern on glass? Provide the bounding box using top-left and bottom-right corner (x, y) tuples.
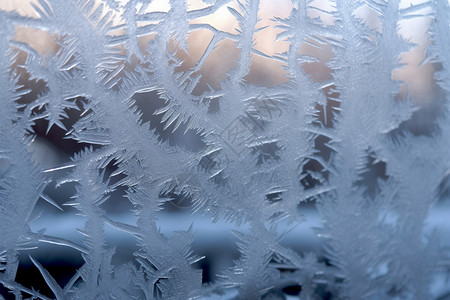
(0, 0), (449, 299)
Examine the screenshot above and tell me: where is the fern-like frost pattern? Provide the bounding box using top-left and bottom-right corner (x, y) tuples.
(0, 0), (449, 299)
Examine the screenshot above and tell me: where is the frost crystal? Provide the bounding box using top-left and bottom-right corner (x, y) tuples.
(1, 0), (450, 299)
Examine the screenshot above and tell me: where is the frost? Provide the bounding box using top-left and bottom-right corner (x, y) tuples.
(1, 0), (450, 299)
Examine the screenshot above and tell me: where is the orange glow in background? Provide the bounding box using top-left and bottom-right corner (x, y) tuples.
(1, 0), (440, 104)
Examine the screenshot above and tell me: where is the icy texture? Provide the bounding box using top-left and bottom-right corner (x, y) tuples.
(0, 0), (449, 299)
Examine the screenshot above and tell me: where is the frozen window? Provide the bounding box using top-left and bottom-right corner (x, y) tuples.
(1, 0), (450, 299)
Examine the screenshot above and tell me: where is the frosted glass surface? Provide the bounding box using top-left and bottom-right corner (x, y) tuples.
(1, 0), (450, 299)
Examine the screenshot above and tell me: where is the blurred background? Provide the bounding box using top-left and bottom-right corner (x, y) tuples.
(1, 0), (449, 299)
